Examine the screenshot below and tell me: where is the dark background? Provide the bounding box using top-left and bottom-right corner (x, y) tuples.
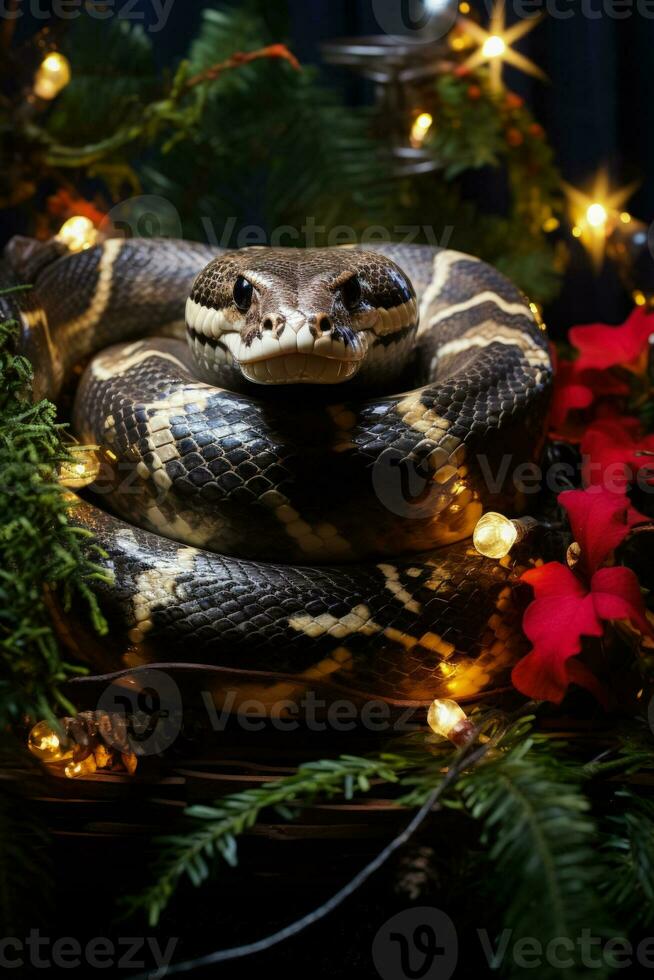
(8, 0), (654, 329)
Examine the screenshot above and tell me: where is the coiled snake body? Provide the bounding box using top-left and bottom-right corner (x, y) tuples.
(4, 237), (552, 707)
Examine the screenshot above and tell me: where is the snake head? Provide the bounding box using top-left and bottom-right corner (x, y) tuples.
(185, 247), (418, 385)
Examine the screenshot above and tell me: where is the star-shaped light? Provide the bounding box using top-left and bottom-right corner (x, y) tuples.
(563, 170), (639, 269)
(458, 0), (546, 92)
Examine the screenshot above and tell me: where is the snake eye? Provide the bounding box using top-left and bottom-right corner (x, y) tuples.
(341, 275), (362, 311)
(233, 276), (254, 312)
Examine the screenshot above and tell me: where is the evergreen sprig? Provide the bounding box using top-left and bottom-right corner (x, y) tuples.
(130, 713), (654, 980)
(459, 737), (613, 980)
(601, 791), (654, 929)
(128, 752), (409, 926)
(0, 302), (109, 725)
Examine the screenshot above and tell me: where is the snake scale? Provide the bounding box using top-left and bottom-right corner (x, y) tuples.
(3, 236), (552, 708)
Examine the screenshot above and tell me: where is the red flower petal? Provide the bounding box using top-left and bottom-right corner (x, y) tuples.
(513, 567), (602, 701)
(591, 566), (654, 637)
(581, 418), (654, 491)
(559, 488), (648, 575)
(550, 361), (594, 430)
(515, 559), (653, 703)
(549, 357), (629, 439)
(570, 307), (654, 372)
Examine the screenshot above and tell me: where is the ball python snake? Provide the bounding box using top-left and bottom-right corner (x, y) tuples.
(3, 236), (552, 709)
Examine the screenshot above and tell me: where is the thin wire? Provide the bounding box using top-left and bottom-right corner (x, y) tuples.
(128, 740), (490, 979)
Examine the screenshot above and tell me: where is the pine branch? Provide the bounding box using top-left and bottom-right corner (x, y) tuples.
(0, 305), (109, 725)
(601, 791), (654, 928)
(459, 737), (614, 980)
(43, 44), (301, 169)
(127, 752), (410, 927)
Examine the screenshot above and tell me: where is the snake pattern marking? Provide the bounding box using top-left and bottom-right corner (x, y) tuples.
(3, 237), (552, 707)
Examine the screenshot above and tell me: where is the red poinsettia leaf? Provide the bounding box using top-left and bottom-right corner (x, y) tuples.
(515, 559), (653, 703)
(515, 561), (604, 701)
(512, 588), (602, 702)
(550, 368), (594, 430)
(521, 561), (588, 598)
(559, 488), (649, 575)
(591, 566), (654, 637)
(570, 307), (654, 372)
(581, 418), (654, 491)
(550, 359), (629, 433)
(521, 588), (602, 649)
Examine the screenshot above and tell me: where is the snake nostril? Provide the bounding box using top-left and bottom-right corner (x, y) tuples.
(318, 315), (332, 333)
(263, 317), (274, 331)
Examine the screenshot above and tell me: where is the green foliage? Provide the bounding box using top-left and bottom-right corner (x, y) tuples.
(459, 738), (613, 980)
(129, 713), (654, 979)
(601, 791), (654, 928)
(128, 752), (409, 926)
(49, 19), (158, 146)
(3, 2), (565, 301)
(417, 72), (565, 302)
(0, 301), (109, 726)
(143, 4), (392, 244)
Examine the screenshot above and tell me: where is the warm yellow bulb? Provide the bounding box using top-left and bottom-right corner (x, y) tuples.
(410, 112), (434, 147)
(586, 203), (608, 229)
(58, 448), (101, 488)
(634, 290), (648, 307)
(56, 215), (97, 252)
(482, 35), (506, 59)
(620, 212), (632, 224)
(459, 1), (471, 12)
(427, 699), (474, 746)
(542, 217), (560, 233)
(473, 512), (518, 559)
(28, 720), (73, 764)
(33, 52), (71, 100)
(572, 225), (582, 238)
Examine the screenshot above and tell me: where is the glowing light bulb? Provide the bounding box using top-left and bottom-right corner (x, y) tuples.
(28, 720), (73, 763)
(473, 512), (518, 559)
(586, 203), (608, 229)
(459, 1), (471, 11)
(620, 212), (632, 224)
(64, 756), (97, 779)
(58, 448), (101, 488)
(473, 513), (538, 559)
(33, 52), (71, 100)
(56, 215), (98, 252)
(410, 112), (434, 147)
(427, 698), (474, 746)
(482, 35), (506, 59)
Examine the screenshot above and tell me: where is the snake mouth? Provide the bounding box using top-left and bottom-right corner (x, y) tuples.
(240, 352), (362, 385)
(186, 300), (369, 385)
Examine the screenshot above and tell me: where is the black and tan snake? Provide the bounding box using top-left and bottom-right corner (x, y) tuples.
(3, 236), (552, 707)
